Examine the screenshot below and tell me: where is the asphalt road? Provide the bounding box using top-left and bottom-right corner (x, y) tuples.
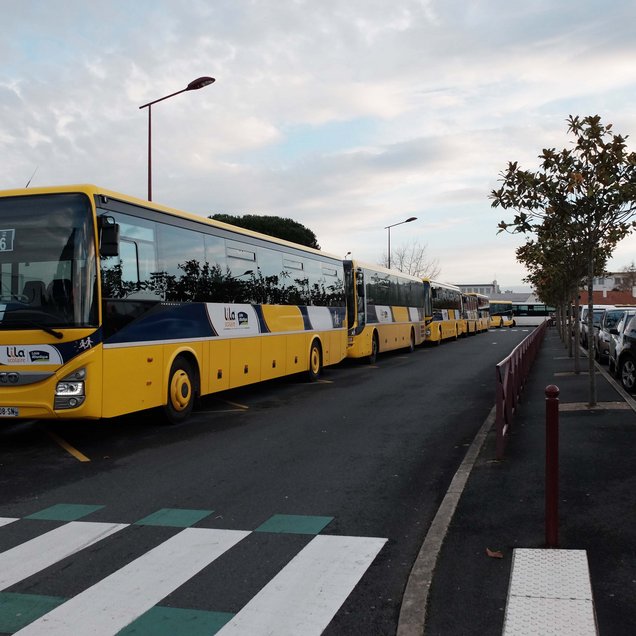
(0, 326), (531, 635)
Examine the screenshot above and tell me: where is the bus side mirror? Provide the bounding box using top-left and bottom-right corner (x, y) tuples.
(98, 216), (120, 257)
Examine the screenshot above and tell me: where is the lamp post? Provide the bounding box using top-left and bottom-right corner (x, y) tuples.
(139, 76), (215, 201)
(385, 216), (416, 269)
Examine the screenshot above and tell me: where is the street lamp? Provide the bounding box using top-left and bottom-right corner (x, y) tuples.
(385, 216), (417, 269)
(139, 76), (215, 201)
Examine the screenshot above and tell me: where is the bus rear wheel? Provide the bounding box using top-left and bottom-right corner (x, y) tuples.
(308, 340), (323, 381)
(164, 356), (196, 424)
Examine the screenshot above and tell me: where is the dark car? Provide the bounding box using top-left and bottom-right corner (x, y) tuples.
(609, 310), (636, 376)
(615, 314), (636, 392)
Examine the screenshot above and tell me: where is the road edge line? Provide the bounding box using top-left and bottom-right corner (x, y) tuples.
(396, 405), (496, 636)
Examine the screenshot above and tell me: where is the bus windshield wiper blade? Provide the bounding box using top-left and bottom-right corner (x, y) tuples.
(25, 321), (64, 339)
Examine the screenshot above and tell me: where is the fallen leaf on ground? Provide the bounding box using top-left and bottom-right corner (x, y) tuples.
(486, 548), (504, 559)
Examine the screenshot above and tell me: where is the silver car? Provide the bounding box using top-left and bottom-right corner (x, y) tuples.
(580, 304), (615, 348)
(595, 307), (632, 363)
(608, 311), (636, 376)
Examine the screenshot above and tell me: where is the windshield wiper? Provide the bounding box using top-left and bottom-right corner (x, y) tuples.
(24, 321), (64, 339)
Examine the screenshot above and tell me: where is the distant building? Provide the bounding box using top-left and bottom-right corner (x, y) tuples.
(456, 281), (501, 295)
(579, 289), (636, 305)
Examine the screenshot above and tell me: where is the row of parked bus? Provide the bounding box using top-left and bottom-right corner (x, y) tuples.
(0, 184), (517, 424)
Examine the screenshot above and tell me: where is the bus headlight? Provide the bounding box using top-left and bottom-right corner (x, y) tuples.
(55, 368), (86, 410)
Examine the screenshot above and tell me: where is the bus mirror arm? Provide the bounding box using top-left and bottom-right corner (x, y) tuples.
(98, 215), (120, 258)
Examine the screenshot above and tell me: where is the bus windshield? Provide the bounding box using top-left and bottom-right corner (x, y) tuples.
(0, 193), (98, 330)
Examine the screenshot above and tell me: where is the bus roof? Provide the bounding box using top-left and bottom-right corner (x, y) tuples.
(423, 278), (461, 292)
(0, 184), (341, 262)
(350, 259), (426, 283)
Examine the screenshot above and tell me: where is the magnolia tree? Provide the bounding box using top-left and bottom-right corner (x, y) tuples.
(491, 115), (636, 405)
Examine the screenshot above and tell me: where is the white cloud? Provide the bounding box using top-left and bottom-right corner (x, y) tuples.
(1, 1), (635, 285)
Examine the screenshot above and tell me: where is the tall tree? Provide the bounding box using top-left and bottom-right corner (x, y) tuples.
(491, 115), (636, 404)
(617, 261), (636, 291)
(381, 240), (441, 278)
(210, 213), (320, 250)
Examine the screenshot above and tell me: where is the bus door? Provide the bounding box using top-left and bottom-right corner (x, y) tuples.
(355, 268), (366, 333)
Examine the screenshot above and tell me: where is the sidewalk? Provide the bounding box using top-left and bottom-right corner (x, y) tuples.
(424, 327), (636, 636)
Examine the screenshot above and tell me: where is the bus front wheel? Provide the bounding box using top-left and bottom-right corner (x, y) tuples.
(366, 332), (379, 364)
(164, 356), (196, 424)
(308, 340), (323, 382)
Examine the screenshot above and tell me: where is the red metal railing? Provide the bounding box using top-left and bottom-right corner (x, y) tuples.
(495, 321), (548, 459)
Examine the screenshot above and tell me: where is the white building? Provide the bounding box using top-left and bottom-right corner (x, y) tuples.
(456, 281), (501, 295)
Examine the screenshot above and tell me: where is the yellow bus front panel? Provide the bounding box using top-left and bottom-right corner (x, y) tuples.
(0, 331), (104, 420)
(346, 325), (375, 359)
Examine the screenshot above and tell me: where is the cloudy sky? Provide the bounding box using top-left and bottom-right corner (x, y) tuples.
(2, 1), (636, 289)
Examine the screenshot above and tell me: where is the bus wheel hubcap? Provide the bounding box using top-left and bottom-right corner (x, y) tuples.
(170, 371), (191, 411)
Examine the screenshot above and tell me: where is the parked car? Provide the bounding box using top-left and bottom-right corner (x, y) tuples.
(613, 314), (636, 391)
(595, 307), (632, 363)
(580, 304), (615, 349)
(609, 311), (636, 376)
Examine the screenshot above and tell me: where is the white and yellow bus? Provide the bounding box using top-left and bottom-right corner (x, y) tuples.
(467, 292), (490, 332)
(489, 300), (515, 328)
(423, 279), (463, 344)
(344, 260), (427, 363)
(460, 292), (479, 336)
(0, 185), (348, 423)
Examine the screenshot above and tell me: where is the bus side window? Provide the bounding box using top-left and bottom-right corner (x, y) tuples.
(120, 240), (139, 285)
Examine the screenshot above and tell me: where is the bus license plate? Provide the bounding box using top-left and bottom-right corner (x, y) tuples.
(0, 407), (18, 417)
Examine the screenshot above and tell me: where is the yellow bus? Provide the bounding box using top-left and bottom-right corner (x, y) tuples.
(461, 292), (479, 336)
(489, 300), (515, 328)
(423, 279), (463, 344)
(467, 292), (490, 332)
(0, 185), (348, 423)
(344, 260), (427, 363)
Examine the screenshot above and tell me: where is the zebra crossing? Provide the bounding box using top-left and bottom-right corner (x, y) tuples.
(0, 506), (387, 635)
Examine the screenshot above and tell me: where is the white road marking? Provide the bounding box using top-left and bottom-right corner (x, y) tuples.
(217, 534), (387, 636)
(16, 527), (250, 636)
(0, 517), (18, 528)
(0, 521), (127, 590)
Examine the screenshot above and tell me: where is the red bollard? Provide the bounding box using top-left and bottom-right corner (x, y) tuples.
(545, 384), (560, 548)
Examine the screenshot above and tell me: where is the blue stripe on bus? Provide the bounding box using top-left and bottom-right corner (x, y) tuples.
(252, 305), (271, 333)
(102, 303), (347, 347)
(105, 304), (214, 345)
(298, 307), (313, 331)
(55, 328), (104, 363)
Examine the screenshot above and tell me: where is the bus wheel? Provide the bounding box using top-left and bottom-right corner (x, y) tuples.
(308, 340), (323, 381)
(164, 356), (195, 424)
(408, 329), (415, 352)
(366, 332), (379, 364)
